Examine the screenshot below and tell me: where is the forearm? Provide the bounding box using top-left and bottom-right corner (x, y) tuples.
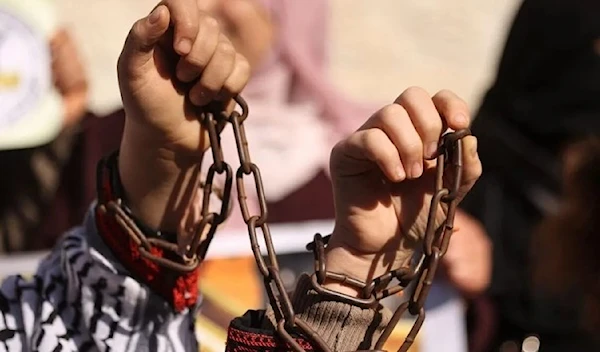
(119, 120), (203, 234)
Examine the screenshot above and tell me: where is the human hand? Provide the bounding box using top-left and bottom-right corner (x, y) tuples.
(116, 0), (250, 232)
(117, 0), (250, 159)
(324, 87), (482, 295)
(442, 209), (492, 297)
(50, 29), (88, 127)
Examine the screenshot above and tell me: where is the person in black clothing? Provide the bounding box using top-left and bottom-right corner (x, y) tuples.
(459, 0), (600, 350)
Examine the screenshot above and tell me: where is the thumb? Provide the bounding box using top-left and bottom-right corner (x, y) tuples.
(119, 5), (171, 74)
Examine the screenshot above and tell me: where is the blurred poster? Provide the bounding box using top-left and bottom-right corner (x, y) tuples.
(0, 0), (63, 150)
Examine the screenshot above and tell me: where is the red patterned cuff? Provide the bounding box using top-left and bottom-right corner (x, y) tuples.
(226, 310), (316, 351)
(94, 152), (200, 312)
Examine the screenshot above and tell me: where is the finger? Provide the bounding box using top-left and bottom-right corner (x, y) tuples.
(337, 129), (405, 182)
(360, 104), (424, 179)
(162, 0), (199, 55)
(188, 35), (236, 106)
(395, 87), (444, 159)
(457, 136), (482, 200)
(49, 29), (70, 61)
(175, 14), (220, 82)
(219, 53), (251, 100)
(51, 33), (87, 92)
(196, 0), (219, 12)
(431, 89), (470, 131)
(119, 5), (171, 73)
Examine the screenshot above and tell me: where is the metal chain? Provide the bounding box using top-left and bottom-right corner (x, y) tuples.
(303, 125), (470, 351)
(369, 129), (470, 352)
(202, 96), (470, 352)
(202, 97), (332, 352)
(108, 94), (470, 351)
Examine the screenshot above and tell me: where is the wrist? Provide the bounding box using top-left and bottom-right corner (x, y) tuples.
(322, 245), (382, 297)
(322, 230), (414, 297)
(119, 120), (204, 232)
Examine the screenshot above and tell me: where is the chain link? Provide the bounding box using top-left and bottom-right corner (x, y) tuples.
(306, 126), (470, 351)
(204, 97), (469, 352)
(107, 94), (470, 351)
(375, 128), (469, 351)
(206, 97), (332, 352)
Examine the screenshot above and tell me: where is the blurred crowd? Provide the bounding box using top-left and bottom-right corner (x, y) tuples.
(0, 0), (598, 351)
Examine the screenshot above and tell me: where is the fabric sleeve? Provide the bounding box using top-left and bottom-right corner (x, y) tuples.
(225, 274), (390, 351)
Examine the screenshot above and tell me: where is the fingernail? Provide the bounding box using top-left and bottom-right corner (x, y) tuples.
(396, 165), (406, 181)
(411, 162), (423, 178)
(176, 39), (192, 55)
(148, 8), (161, 24)
(426, 142), (438, 158)
(455, 113), (469, 126)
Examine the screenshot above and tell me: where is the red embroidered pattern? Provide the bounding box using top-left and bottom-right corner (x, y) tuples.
(95, 159), (199, 312)
(225, 325), (314, 351)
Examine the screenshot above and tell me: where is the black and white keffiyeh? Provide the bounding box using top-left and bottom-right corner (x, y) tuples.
(0, 209), (200, 352)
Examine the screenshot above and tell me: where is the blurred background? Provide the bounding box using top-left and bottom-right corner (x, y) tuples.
(2, 0), (599, 351)
(56, 0), (520, 116)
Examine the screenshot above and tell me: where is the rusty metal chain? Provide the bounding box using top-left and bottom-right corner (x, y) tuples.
(374, 129), (469, 352)
(305, 128), (470, 352)
(107, 93), (470, 351)
(202, 96), (470, 352)
(199, 97), (332, 352)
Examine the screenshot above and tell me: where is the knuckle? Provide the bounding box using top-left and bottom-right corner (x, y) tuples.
(361, 129), (382, 147)
(330, 139), (349, 165)
(378, 104), (406, 123)
(185, 48), (209, 68)
(330, 140), (344, 158)
(186, 55), (208, 69)
(421, 117), (443, 136)
(201, 83), (220, 95)
(435, 89), (468, 109)
(199, 73), (224, 94)
(179, 18), (198, 34)
(361, 130), (388, 158)
(217, 41), (236, 56)
(451, 98), (469, 113)
(225, 56), (251, 94)
(435, 88), (454, 98)
(130, 20), (144, 40)
(236, 54), (251, 75)
(400, 86), (428, 102)
(404, 142), (423, 156)
(201, 15), (220, 32)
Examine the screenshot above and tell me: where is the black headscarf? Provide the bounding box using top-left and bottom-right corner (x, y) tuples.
(470, 0), (600, 201)
(483, 0), (600, 140)
(461, 0), (600, 348)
